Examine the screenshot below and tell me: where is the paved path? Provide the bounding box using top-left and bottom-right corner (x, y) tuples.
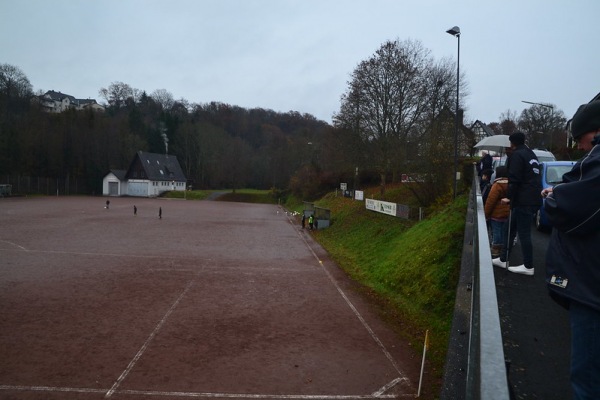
(494, 227), (571, 399)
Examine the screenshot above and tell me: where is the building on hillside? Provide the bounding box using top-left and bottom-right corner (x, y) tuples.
(470, 120), (497, 155)
(39, 90), (105, 113)
(102, 151), (187, 197)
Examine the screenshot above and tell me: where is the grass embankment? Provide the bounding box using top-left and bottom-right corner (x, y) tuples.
(288, 186), (467, 382)
(163, 189), (279, 203)
(216, 189), (280, 204)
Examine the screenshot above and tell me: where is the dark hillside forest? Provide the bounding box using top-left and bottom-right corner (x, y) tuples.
(0, 71), (351, 198)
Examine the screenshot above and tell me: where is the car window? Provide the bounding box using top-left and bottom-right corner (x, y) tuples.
(493, 157), (506, 167)
(546, 165), (574, 184)
(533, 150), (556, 162)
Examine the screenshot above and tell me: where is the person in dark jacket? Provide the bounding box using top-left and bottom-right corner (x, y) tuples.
(476, 151), (494, 191)
(492, 131), (542, 275)
(543, 100), (600, 400)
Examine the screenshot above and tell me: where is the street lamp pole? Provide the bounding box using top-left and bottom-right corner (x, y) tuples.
(521, 100), (554, 150)
(446, 26), (460, 199)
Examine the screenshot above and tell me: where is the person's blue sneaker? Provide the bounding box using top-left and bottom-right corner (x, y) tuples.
(508, 265), (534, 276)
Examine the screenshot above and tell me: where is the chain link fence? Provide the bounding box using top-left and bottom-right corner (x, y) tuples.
(1, 175), (95, 196)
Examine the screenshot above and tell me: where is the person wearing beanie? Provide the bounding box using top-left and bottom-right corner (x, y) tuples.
(543, 99), (600, 399)
(492, 131), (542, 275)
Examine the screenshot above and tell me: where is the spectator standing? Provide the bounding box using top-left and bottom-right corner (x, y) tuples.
(480, 170), (493, 204)
(492, 131), (542, 275)
(484, 166), (509, 257)
(476, 151), (494, 191)
(543, 100), (600, 400)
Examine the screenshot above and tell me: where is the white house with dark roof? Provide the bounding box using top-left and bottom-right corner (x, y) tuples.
(40, 90), (104, 113)
(102, 151), (187, 197)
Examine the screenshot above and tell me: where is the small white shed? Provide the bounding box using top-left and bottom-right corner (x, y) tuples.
(102, 170), (127, 196)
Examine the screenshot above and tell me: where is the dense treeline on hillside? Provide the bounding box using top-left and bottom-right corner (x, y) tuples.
(1, 37), (470, 205)
(0, 68), (351, 197)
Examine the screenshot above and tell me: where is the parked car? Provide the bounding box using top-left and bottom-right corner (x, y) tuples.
(532, 149), (557, 163)
(490, 149), (556, 182)
(492, 149), (556, 168)
(534, 161), (577, 231)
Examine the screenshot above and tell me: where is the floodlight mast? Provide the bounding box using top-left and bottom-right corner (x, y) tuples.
(521, 100), (553, 110)
(446, 26), (460, 199)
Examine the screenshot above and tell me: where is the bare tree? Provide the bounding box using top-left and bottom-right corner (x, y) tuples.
(518, 104), (566, 151)
(334, 39), (435, 192)
(99, 81), (141, 108)
(151, 89), (175, 110)
(498, 109), (518, 135)
(334, 39), (463, 194)
(0, 63), (33, 99)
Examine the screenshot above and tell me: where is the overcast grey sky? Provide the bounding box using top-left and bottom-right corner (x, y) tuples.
(1, 0), (598, 125)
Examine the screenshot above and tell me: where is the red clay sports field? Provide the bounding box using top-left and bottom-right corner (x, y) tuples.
(0, 196), (425, 399)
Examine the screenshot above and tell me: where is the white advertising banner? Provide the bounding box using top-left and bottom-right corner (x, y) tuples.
(365, 198), (397, 217)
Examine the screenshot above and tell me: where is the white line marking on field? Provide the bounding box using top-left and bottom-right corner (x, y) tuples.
(104, 277), (196, 398)
(0, 240), (27, 251)
(0, 247), (182, 261)
(371, 378), (403, 396)
(298, 231), (413, 391)
(0, 385), (416, 399)
(0, 247), (170, 258)
(117, 389), (404, 398)
(149, 268), (196, 273)
(0, 385), (105, 394)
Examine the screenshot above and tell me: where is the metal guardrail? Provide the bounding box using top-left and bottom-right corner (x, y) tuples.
(441, 169), (510, 399)
(468, 176), (510, 399)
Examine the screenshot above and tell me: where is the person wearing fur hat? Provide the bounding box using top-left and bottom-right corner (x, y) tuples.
(542, 99), (600, 400)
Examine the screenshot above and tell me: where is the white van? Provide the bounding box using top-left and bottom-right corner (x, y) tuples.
(492, 149), (556, 169)
(532, 149), (556, 162)
(490, 149), (556, 181)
